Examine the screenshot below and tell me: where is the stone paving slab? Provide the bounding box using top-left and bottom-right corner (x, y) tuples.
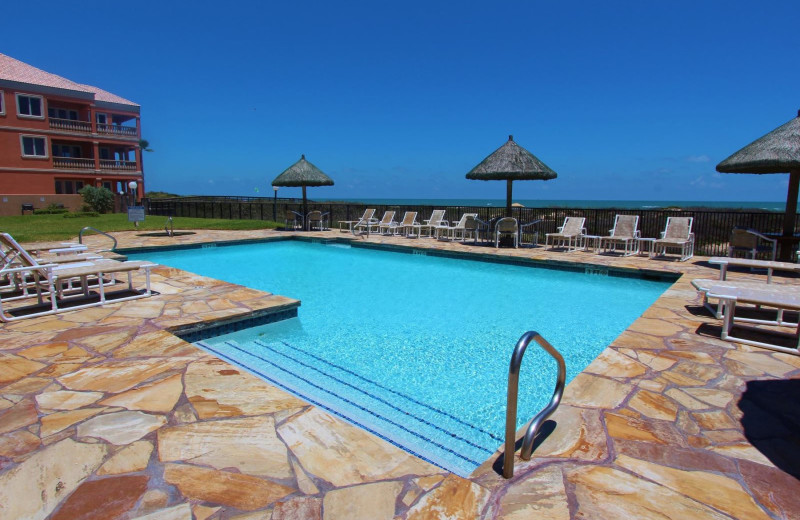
(1, 228), (799, 519)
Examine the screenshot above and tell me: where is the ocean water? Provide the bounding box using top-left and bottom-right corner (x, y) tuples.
(129, 241), (670, 476)
(322, 198), (785, 211)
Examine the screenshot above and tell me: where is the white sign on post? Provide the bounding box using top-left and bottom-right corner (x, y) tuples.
(127, 206), (145, 223)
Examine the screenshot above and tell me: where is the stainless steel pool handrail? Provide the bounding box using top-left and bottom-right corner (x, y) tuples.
(78, 226), (118, 252)
(504, 331), (566, 479)
(165, 217), (174, 237)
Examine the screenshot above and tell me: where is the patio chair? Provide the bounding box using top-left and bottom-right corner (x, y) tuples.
(706, 284), (800, 356)
(495, 217), (519, 248)
(306, 210), (330, 231)
(519, 219), (542, 247)
(599, 215), (640, 256)
(339, 208), (376, 232)
(545, 217), (586, 251)
(410, 209), (447, 238)
(376, 211), (397, 235)
(284, 209), (303, 230)
(463, 215), (486, 244)
(654, 217), (694, 261)
(436, 213), (478, 241)
(388, 211), (418, 236)
(0, 255), (157, 322)
(728, 228), (777, 261)
(353, 210), (385, 235)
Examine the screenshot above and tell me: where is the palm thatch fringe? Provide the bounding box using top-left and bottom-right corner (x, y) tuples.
(716, 111), (800, 174)
(272, 155), (334, 187)
(466, 135), (557, 181)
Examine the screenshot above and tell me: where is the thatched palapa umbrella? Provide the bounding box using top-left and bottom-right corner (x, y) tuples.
(466, 135), (557, 216)
(272, 154), (334, 227)
(716, 110), (800, 257)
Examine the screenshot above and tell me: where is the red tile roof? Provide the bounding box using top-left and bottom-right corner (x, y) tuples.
(0, 53), (138, 107)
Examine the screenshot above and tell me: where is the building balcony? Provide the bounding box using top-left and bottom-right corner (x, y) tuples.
(97, 123), (138, 138)
(53, 157), (95, 169)
(49, 118), (92, 133)
(100, 159), (138, 171)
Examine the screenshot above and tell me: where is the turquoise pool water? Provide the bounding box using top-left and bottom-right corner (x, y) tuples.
(129, 240), (670, 476)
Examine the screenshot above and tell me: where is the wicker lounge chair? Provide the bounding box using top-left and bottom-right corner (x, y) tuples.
(728, 228), (777, 261)
(653, 217), (694, 261)
(436, 213), (478, 241)
(495, 217), (519, 248)
(410, 209), (447, 238)
(545, 217), (586, 251)
(599, 215), (640, 256)
(339, 208), (376, 232)
(706, 284), (800, 356)
(388, 211), (418, 236)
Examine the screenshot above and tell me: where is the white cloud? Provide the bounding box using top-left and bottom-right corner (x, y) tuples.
(686, 155), (711, 163)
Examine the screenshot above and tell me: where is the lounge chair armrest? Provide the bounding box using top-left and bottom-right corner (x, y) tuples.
(0, 263), (58, 275)
(519, 219), (541, 230)
(634, 230), (641, 238)
(556, 226), (564, 232)
(660, 231), (666, 238)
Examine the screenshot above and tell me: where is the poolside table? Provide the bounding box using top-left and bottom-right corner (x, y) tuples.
(708, 256), (800, 283)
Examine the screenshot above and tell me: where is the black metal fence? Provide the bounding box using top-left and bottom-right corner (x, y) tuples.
(145, 197), (795, 258)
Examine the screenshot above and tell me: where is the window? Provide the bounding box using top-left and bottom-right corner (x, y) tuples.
(48, 107), (78, 120)
(99, 147), (110, 160)
(20, 135), (47, 157)
(0, 91), (5, 116)
(96, 113), (107, 125)
(102, 181), (112, 191)
(16, 94), (44, 118)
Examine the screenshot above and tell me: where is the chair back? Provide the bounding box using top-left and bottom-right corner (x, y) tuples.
(400, 212), (417, 226)
(496, 217), (518, 233)
(379, 211), (395, 225)
(562, 217), (585, 235)
(664, 217), (693, 240)
(454, 213), (478, 229)
(729, 228), (759, 249)
(428, 209), (446, 226)
(0, 233), (41, 269)
(307, 210), (322, 222)
(464, 215), (481, 231)
(612, 215), (639, 238)
(361, 208), (376, 221)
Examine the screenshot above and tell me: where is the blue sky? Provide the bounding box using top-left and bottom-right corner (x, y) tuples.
(4, 1), (799, 201)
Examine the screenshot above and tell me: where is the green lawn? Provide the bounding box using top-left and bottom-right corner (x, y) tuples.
(0, 213), (279, 242)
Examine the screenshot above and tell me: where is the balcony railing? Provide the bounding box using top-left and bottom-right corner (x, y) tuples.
(100, 159), (137, 171)
(53, 157), (95, 169)
(97, 123), (138, 137)
(49, 118), (93, 133)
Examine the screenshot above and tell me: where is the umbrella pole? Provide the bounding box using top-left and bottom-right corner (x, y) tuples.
(302, 185), (308, 230)
(506, 180), (513, 217)
(781, 170), (800, 259)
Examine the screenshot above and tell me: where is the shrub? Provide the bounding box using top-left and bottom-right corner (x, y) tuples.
(33, 208), (69, 215)
(63, 211), (99, 218)
(79, 186), (114, 214)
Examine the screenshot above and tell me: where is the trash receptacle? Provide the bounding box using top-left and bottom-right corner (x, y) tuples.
(21, 203), (34, 215)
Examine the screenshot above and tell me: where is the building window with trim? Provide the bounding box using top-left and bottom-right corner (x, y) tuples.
(16, 93), (44, 118)
(0, 91), (5, 116)
(21, 135), (48, 158)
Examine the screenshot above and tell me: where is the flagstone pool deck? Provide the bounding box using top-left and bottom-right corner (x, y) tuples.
(1, 228), (799, 520)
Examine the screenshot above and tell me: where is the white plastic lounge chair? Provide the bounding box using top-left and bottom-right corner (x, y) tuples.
(545, 217), (586, 251)
(495, 217), (519, 248)
(728, 228), (777, 261)
(707, 284), (800, 356)
(353, 210), (386, 235)
(436, 213), (478, 241)
(339, 208), (376, 232)
(306, 210), (330, 231)
(599, 215), (640, 256)
(692, 278), (797, 326)
(410, 209), (447, 238)
(389, 211), (418, 236)
(654, 217), (694, 261)
(376, 211), (397, 235)
(0, 256), (157, 322)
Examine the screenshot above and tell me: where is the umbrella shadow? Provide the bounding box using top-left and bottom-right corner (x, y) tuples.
(738, 379), (800, 480)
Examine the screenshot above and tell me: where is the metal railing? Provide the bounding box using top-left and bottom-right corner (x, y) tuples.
(145, 198), (796, 257)
(504, 331), (566, 479)
(78, 227), (118, 252)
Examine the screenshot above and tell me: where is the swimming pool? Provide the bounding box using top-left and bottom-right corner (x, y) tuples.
(129, 240), (671, 476)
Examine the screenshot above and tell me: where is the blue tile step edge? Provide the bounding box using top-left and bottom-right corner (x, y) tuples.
(171, 303), (299, 343)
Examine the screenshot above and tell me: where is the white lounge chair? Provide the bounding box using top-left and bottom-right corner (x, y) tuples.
(707, 284), (800, 356)
(495, 217), (519, 248)
(374, 211), (397, 235)
(599, 215), (640, 256)
(654, 217), (694, 261)
(410, 209), (447, 238)
(339, 208), (376, 232)
(692, 278), (798, 326)
(545, 217), (586, 251)
(436, 213), (478, 241)
(728, 228), (777, 261)
(388, 211), (418, 236)
(354, 210), (390, 235)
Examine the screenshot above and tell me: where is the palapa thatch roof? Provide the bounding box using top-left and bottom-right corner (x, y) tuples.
(272, 155), (334, 187)
(716, 111), (800, 174)
(466, 135), (557, 181)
